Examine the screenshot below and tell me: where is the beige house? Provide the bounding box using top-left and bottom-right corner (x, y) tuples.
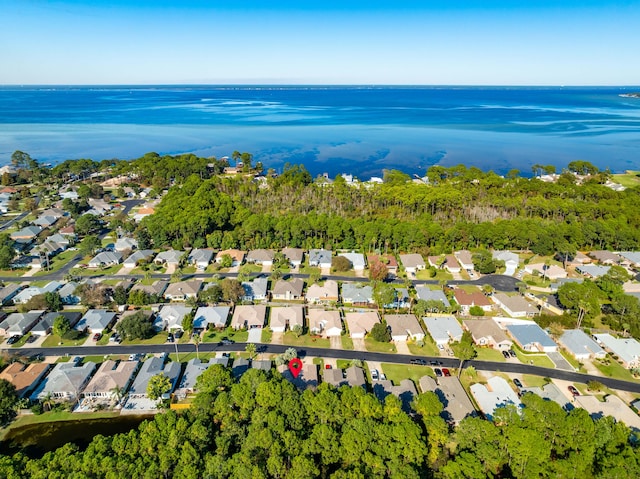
(492, 293), (539, 318)
(164, 280), (203, 301)
(306, 280), (339, 303)
(282, 248), (304, 267)
(344, 311), (380, 339)
(272, 278), (304, 301)
(82, 360), (139, 401)
(385, 314), (425, 342)
(399, 254), (426, 274)
(308, 309), (342, 337)
(269, 306), (304, 333)
(215, 249), (246, 266)
(231, 305), (267, 330)
(463, 319), (513, 350)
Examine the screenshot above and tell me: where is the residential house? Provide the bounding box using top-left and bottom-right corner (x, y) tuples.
(59, 188), (79, 200)
(341, 283), (374, 306)
(282, 248), (304, 267)
(385, 288), (411, 309)
(271, 278), (304, 301)
(279, 362), (318, 390)
(399, 254), (426, 274)
(123, 250), (155, 268)
(506, 323), (558, 352)
(154, 249), (184, 267)
(74, 310), (116, 334)
(423, 316), (464, 346)
(82, 360), (139, 401)
(188, 248), (214, 269)
(337, 252), (366, 271)
(32, 311), (82, 336)
(344, 311), (380, 339)
(559, 329), (606, 360)
(308, 249), (332, 269)
(618, 252), (640, 268)
(520, 383), (570, 410)
(306, 280), (339, 303)
(573, 395), (640, 431)
(231, 305), (267, 330)
(453, 289), (492, 314)
(130, 280), (168, 297)
(571, 252), (592, 265)
(163, 280), (202, 301)
(193, 306), (230, 330)
(492, 251), (519, 276)
(576, 264), (611, 279)
(32, 214), (58, 228)
(88, 251), (122, 268)
(0, 362), (51, 398)
(428, 255), (443, 268)
(31, 361), (97, 402)
(470, 376), (521, 421)
(549, 278), (583, 292)
(323, 368), (346, 387)
(128, 357), (182, 398)
(231, 358), (250, 378)
(463, 319), (513, 350)
(154, 305), (193, 331)
(593, 333), (640, 368)
(58, 224), (76, 237)
(419, 375), (476, 425)
(367, 254), (398, 276)
(525, 263), (567, 280)
(175, 358), (214, 396)
(444, 255), (461, 273)
(215, 249), (245, 267)
(10, 225), (41, 241)
(132, 206), (155, 222)
(87, 198), (112, 215)
(0, 310), (44, 336)
(492, 293), (539, 318)
(246, 249), (275, 266)
(242, 277), (269, 302)
(269, 306), (304, 333)
(252, 360), (272, 372)
(12, 281), (62, 304)
(454, 250), (475, 271)
(415, 287), (451, 309)
(372, 379), (417, 413)
(345, 366), (366, 389)
(115, 237), (138, 252)
(385, 314), (425, 342)
(0, 283), (23, 305)
(308, 309), (342, 337)
(57, 282), (81, 305)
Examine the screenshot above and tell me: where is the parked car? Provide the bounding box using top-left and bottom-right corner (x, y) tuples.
(513, 378), (523, 388)
(568, 385), (580, 397)
(26, 335), (37, 344)
(325, 364), (332, 369)
(442, 368), (451, 377)
(109, 332), (120, 342)
(410, 359), (427, 366)
(437, 344), (445, 351)
(380, 373), (387, 380)
(509, 350), (517, 358)
(370, 369), (379, 380)
(167, 333), (175, 343)
(434, 368), (443, 377)
(6, 335), (21, 345)
(174, 330), (183, 339)
(220, 338), (235, 345)
(502, 350), (510, 359)
(92, 333), (102, 341)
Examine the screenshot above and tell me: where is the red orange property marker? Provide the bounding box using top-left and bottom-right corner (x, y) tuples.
(288, 358), (303, 378)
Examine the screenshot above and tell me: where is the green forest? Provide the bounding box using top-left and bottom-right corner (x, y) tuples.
(1, 367), (638, 479)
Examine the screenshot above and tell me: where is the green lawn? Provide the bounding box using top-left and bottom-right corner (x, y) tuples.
(261, 328), (273, 343)
(169, 352), (218, 363)
(381, 363), (434, 384)
(514, 349), (556, 369)
(593, 357), (639, 382)
(0, 269), (28, 277)
(122, 332), (169, 345)
(202, 329), (248, 344)
(365, 338), (397, 353)
(475, 348), (507, 362)
(281, 332), (330, 349)
(407, 339), (440, 357)
(299, 265), (321, 276)
(10, 333), (33, 348)
(33, 249), (80, 276)
(336, 359), (352, 369)
(313, 358), (325, 368)
(73, 264), (123, 276)
(559, 349), (583, 371)
(341, 336), (354, 350)
(42, 333), (88, 347)
(521, 374), (551, 388)
(612, 172), (640, 188)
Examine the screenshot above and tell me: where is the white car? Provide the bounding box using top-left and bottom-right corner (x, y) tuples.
(370, 369), (379, 380)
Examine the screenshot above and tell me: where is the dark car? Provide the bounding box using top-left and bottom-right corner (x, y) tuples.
(568, 385), (580, 397)
(429, 360), (439, 366)
(442, 368), (451, 377)
(513, 378), (523, 388)
(410, 359), (427, 366)
(6, 335), (21, 345)
(502, 350), (510, 359)
(434, 368), (443, 377)
(174, 330), (183, 339)
(509, 350), (517, 358)
(167, 333), (175, 343)
(220, 339), (235, 345)
(26, 335), (37, 344)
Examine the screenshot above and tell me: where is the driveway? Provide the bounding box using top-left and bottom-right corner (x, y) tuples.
(394, 341), (411, 355)
(548, 352), (575, 371)
(352, 338), (367, 352)
(247, 328), (262, 343)
(329, 335), (342, 349)
(271, 332), (283, 345)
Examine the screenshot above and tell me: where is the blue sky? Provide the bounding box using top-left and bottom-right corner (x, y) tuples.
(1, 1), (639, 85)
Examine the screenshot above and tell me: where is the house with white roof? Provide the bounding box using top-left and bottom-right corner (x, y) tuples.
(492, 293), (538, 318)
(88, 251), (122, 268)
(399, 254), (426, 274)
(618, 252), (640, 268)
(154, 305), (193, 331)
(31, 361), (97, 402)
(242, 277), (269, 302)
(115, 237), (138, 252)
(188, 248), (214, 269)
(269, 306), (304, 333)
(470, 376), (521, 420)
(492, 251), (519, 276)
(74, 310), (116, 334)
(231, 305), (267, 330)
(385, 314), (425, 342)
(337, 252), (366, 271)
(308, 309), (342, 337)
(593, 333), (640, 368)
(308, 249), (332, 269)
(525, 263), (567, 280)
(576, 264), (611, 279)
(559, 329), (606, 360)
(306, 280), (339, 303)
(344, 311), (380, 339)
(12, 281), (62, 304)
(423, 316), (463, 346)
(506, 323), (557, 352)
(193, 306), (230, 330)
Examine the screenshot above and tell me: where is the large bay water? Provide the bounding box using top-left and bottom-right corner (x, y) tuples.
(1, 86), (639, 178)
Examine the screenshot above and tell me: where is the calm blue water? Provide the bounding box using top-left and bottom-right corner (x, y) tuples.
(1, 86), (639, 177)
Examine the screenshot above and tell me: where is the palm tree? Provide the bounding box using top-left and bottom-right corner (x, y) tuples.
(110, 386), (125, 405)
(41, 393), (54, 412)
(193, 333), (201, 360)
(245, 343), (257, 360)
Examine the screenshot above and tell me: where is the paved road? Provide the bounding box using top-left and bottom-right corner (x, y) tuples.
(0, 211), (29, 232)
(6, 343), (640, 393)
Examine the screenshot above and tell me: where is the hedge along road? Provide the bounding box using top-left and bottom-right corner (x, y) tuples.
(7, 342), (640, 394)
